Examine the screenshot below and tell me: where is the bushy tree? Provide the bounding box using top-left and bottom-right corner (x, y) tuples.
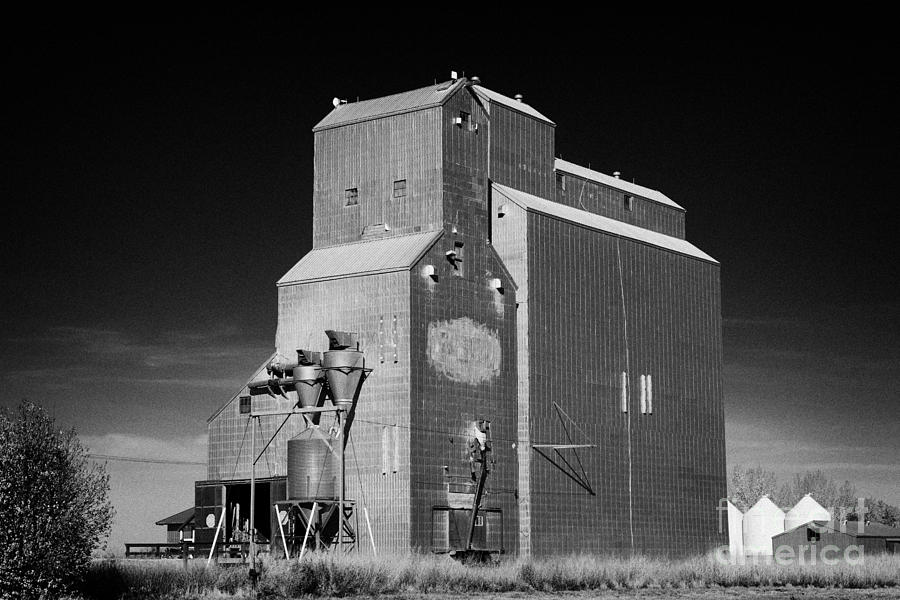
(727, 465), (778, 512)
(0, 401), (114, 599)
(789, 469), (838, 507)
(848, 498), (900, 527)
(779, 470), (858, 516)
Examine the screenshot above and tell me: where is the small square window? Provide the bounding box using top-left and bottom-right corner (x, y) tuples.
(460, 111), (470, 123)
(393, 179), (407, 198)
(624, 194), (633, 211)
(345, 187), (358, 206)
(239, 396), (251, 414)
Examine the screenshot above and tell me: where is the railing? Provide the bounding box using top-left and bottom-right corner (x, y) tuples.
(124, 542), (269, 562)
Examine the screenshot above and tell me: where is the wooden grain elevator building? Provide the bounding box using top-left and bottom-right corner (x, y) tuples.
(195, 75), (727, 557)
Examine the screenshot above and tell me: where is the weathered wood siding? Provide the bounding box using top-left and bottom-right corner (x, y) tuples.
(489, 104), (555, 200)
(408, 239), (519, 555)
(441, 87), (490, 242)
(522, 210), (725, 556)
(313, 110), (443, 247)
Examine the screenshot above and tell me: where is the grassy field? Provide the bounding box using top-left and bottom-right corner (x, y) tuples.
(73, 552), (900, 599)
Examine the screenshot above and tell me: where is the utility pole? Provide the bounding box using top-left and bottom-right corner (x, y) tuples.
(249, 416), (257, 583)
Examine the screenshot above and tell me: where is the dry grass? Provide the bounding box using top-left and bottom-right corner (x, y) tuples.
(74, 552), (900, 599)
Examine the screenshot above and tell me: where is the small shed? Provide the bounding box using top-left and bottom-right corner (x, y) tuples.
(155, 507), (195, 543)
(772, 520), (900, 561)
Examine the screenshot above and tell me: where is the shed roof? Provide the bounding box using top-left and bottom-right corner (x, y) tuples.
(555, 159), (684, 210)
(206, 353), (276, 423)
(471, 85), (554, 125)
(313, 80), (466, 131)
(492, 183), (716, 263)
(277, 230), (443, 286)
(776, 519), (900, 539)
(155, 507), (195, 527)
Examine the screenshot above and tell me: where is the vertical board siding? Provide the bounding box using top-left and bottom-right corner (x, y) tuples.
(313, 109), (444, 247)
(276, 272), (411, 552)
(207, 271), (412, 552)
(489, 195), (532, 554)
(489, 105), (555, 200)
(555, 172), (686, 238)
(206, 79), (725, 558)
(523, 211), (725, 557)
(409, 240), (519, 555)
(441, 87), (490, 243)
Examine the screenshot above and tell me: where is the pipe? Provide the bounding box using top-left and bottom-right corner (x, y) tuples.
(275, 504), (290, 559)
(299, 502), (317, 561)
(206, 498), (226, 566)
(364, 507), (376, 556)
(338, 410), (344, 549)
(248, 377), (297, 394)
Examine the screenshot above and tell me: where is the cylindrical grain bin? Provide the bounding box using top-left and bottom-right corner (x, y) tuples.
(785, 493), (831, 531)
(323, 349), (364, 409)
(293, 364), (324, 408)
(727, 500), (744, 558)
(742, 495), (785, 555)
(286, 427), (338, 500)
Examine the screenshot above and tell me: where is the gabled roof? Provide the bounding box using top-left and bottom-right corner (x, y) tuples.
(312, 78), (555, 131)
(471, 85), (554, 125)
(277, 230), (443, 286)
(155, 507), (195, 527)
(555, 159), (684, 210)
(492, 183), (716, 264)
(313, 80), (466, 131)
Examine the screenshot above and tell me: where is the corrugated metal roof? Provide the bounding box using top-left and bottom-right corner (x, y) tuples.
(472, 85), (554, 125)
(313, 80), (466, 131)
(492, 183), (716, 263)
(555, 159), (684, 210)
(277, 230), (443, 286)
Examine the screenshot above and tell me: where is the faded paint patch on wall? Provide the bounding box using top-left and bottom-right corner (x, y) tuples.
(426, 317), (501, 384)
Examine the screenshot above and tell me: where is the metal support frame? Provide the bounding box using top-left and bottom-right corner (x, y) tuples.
(245, 366), (371, 565)
(531, 402), (598, 495)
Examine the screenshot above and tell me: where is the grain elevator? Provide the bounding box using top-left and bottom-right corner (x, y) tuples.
(193, 75), (726, 557)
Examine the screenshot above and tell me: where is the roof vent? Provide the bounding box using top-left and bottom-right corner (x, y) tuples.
(471, 76), (481, 85)
(514, 94), (523, 102)
(613, 171), (621, 179)
(451, 70), (458, 80)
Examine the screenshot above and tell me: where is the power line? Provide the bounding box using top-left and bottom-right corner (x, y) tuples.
(86, 453), (205, 466)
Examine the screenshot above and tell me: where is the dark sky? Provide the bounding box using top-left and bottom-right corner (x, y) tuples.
(2, 19), (897, 548)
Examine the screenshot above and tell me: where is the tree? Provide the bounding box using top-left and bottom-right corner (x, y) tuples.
(848, 498), (900, 527)
(0, 402), (114, 599)
(727, 465), (778, 512)
(789, 469), (838, 508)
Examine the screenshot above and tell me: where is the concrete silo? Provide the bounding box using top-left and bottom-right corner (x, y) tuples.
(784, 493), (831, 531)
(742, 495), (784, 555)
